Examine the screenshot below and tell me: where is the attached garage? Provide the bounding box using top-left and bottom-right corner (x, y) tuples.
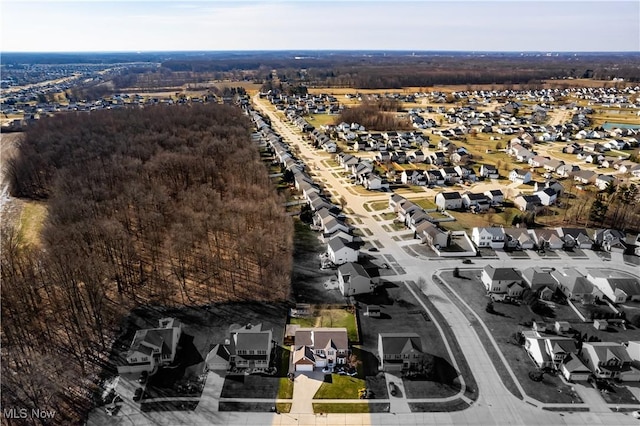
(295, 363), (314, 372)
(561, 355), (591, 382)
(293, 345), (316, 372)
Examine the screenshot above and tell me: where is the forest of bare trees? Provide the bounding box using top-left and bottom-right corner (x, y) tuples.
(2, 104), (293, 424)
(337, 100), (411, 131)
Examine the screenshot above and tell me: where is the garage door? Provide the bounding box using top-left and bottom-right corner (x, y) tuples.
(296, 364), (313, 372)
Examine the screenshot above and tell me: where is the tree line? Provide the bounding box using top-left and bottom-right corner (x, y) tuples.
(337, 100), (411, 131)
(2, 103), (293, 423)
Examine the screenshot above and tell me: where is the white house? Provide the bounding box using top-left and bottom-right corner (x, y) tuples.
(122, 318), (183, 374)
(338, 262), (375, 296)
(481, 265), (523, 293)
(472, 227), (506, 249)
(327, 236), (359, 265)
(293, 328), (348, 371)
(435, 191), (462, 210)
(533, 188), (558, 206)
(509, 169), (532, 184)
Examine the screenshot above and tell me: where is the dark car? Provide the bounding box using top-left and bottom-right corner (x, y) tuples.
(389, 381), (398, 396)
(462, 259), (473, 264)
(138, 371), (148, 384)
(369, 247), (379, 252)
(133, 387), (144, 402)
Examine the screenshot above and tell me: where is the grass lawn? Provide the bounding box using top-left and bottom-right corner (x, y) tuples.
(413, 198), (437, 210)
(314, 374), (366, 399)
(440, 208), (520, 231)
(389, 222), (406, 231)
(313, 402), (389, 413)
(369, 201), (390, 211)
(277, 348), (293, 399)
(600, 383), (640, 405)
(307, 114), (338, 127)
(403, 377), (460, 399)
(289, 307), (359, 342)
(380, 212), (396, 220)
(408, 399), (470, 412)
(18, 201), (47, 247)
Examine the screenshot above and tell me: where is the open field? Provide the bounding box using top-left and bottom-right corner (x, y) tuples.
(17, 201), (47, 247)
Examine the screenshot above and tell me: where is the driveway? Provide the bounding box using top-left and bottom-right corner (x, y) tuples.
(290, 371), (325, 414)
(195, 370), (226, 413)
(384, 372), (411, 414)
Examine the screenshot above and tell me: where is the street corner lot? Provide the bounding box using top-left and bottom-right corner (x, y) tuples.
(356, 280), (463, 400)
(437, 270), (584, 404)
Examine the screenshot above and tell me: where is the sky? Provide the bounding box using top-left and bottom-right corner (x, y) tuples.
(1, 0), (639, 52)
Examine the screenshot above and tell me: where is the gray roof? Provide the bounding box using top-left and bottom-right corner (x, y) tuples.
(484, 265), (522, 281)
(379, 333), (423, 356)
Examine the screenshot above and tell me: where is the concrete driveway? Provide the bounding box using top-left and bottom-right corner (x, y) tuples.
(384, 372), (411, 414)
(195, 370), (226, 413)
(290, 371), (325, 414)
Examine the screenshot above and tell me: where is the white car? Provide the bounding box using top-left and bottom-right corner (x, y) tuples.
(632, 410), (640, 419)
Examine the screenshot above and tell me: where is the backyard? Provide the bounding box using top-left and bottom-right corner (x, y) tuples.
(288, 306), (359, 342)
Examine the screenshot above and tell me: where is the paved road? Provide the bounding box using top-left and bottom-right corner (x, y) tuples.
(250, 95), (640, 425)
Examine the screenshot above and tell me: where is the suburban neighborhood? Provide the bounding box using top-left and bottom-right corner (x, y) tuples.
(79, 82), (640, 426)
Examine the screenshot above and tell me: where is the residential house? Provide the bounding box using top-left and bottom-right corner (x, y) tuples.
(586, 270), (640, 303)
(397, 199), (421, 222)
(124, 318), (183, 373)
(593, 229), (628, 253)
(435, 191), (463, 210)
(484, 189), (504, 206)
(573, 170), (597, 185)
(561, 354), (592, 381)
(205, 344), (231, 371)
(528, 155), (549, 168)
(378, 333), (425, 372)
(509, 169), (532, 184)
(551, 268), (596, 303)
(504, 227), (535, 250)
(228, 323), (273, 368)
(556, 228), (593, 249)
(471, 227), (506, 249)
(533, 188), (558, 206)
(595, 174), (616, 191)
(514, 194), (541, 212)
(581, 342), (638, 381)
(530, 228), (564, 250)
(543, 159), (564, 173)
(293, 328), (349, 371)
(479, 164), (499, 179)
(481, 265), (523, 294)
(440, 167), (460, 184)
(389, 193), (406, 212)
(462, 192), (491, 212)
(323, 216), (350, 235)
(521, 267), (558, 293)
(416, 221), (449, 249)
(327, 236), (359, 265)
(337, 262), (375, 296)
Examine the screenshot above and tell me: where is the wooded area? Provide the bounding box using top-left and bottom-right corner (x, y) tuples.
(2, 104), (293, 424)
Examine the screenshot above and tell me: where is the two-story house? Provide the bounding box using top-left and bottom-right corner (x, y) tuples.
(378, 333), (425, 372)
(293, 328), (349, 371)
(581, 342), (638, 381)
(228, 323), (273, 369)
(481, 265), (524, 295)
(123, 318), (183, 374)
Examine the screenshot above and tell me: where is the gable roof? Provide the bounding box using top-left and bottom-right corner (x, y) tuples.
(483, 265), (522, 281)
(338, 262), (370, 279)
(295, 328), (348, 350)
(379, 333), (423, 355)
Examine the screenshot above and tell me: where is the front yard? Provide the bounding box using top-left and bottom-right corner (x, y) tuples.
(314, 374), (365, 399)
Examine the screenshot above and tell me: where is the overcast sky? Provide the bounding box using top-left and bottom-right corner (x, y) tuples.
(2, 0), (639, 52)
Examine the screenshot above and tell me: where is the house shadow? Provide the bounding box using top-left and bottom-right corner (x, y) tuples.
(353, 347), (382, 376)
(145, 334), (205, 399)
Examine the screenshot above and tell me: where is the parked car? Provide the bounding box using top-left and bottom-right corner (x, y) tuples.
(632, 410), (640, 419)
(369, 247), (379, 252)
(138, 371), (148, 384)
(462, 259), (473, 264)
(133, 388), (144, 402)
(389, 381), (398, 396)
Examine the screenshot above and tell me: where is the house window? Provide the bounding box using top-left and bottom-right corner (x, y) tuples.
(257, 350), (267, 355)
(130, 357), (137, 363)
